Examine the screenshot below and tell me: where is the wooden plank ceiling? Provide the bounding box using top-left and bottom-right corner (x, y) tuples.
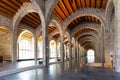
(48, 26), (56, 33)
(0, 0), (41, 28)
(0, 0), (107, 40)
(38, 26), (57, 35)
(53, 0), (107, 33)
(53, 0), (107, 21)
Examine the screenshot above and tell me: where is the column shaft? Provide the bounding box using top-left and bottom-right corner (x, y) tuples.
(69, 40), (72, 60)
(34, 36), (37, 64)
(60, 41), (64, 62)
(11, 32), (17, 62)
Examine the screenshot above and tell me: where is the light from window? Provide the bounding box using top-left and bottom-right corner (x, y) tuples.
(37, 41), (43, 58)
(19, 39), (34, 59)
(49, 40), (56, 58)
(87, 49), (95, 63)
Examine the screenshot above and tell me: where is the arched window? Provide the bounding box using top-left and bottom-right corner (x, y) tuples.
(49, 40), (56, 63)
(19, 39), (34, 59)
(37, 40), (43, 58)
(57, 42), (60, 57)
(49, 40), (56, 58)
(87, 49), (95, 63)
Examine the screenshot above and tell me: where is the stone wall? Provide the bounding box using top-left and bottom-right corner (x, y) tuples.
(0, 31), (11, 60)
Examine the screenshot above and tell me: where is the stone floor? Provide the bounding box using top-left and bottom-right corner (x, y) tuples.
(0, 59), (57, 71)
(0, 61), (120, 80)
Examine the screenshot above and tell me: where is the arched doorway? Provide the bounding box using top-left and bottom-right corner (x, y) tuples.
(87, 49), (95, 63)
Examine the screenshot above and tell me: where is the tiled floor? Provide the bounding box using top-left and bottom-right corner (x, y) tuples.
(0, 61), (120, 80)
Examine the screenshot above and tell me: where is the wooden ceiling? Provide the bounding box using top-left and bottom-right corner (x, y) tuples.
(53, 34), (60, 39)
(0, 0), (107, 40)
(21, 12), (41, 28)
(53, 0), (107, 21)
(0, 0), (41, 28)
(74, 28), (98, 38)
(68, 16), (101, 31)
(0, 0), (30, 18)
(48, 26), (56, 33)
(38, 26), (57, 35)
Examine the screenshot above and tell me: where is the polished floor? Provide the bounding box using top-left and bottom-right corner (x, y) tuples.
(0, 59), (57, 71)
(0, 61), (120, 80)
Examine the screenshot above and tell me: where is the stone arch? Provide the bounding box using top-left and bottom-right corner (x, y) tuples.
(78, 36), (98, 51)
(71, 23), (101, 37)
(78, 34), (99, 51)
(80, 39), (96, 45)
(17, 29), (34, 43)
(76, 32), (99, 42)
(62, 8), (105, 33)
(13, 2), (45, 32)
(48, 18), (63, 41)
(50, 18), (63, 36)
(64, 30), (71, 42)
(72, 27), (100, 42)
(37, 28), (42, 38)
(46, 0), (59, 24)
(113, 0), (116, 9)
(49, 31), (59, 39)
(37, 16), (62, 40)
(78, 35), (98, 43)
(72, 37), (75, 45)
(105, 0), (115, 23)
(18, 24), (35, 34)
(64, 39), (69, 43)
(49, 38), (57, 43)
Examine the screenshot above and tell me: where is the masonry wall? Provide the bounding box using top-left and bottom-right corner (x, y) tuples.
(0, 31), (11, 60)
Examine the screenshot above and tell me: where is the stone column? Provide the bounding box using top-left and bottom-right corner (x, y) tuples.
(73, 44), (75, 59)
(34, 36), (37, 64)
(55, 42), (58, 61)
(64, 44), (66, 60)
(43, 36), (49, 66)
(79, 44), (81, 60)
(42, 23), (49, 66)
(60, 35), (64, 62)
(99, 38), (102, 62)
(11, 31), (17, 62)
(101, 25), (105, 70)
(75, 40), (77, 60)
(115, 0), (120, 72)
(100, 35), (103, 61)
(69, 39), (72, 60)
(76, 41), (79, 60)
(73, 41), (76, 60)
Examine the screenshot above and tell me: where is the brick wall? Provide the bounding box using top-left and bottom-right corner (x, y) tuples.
(0, 31), (11, 60)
